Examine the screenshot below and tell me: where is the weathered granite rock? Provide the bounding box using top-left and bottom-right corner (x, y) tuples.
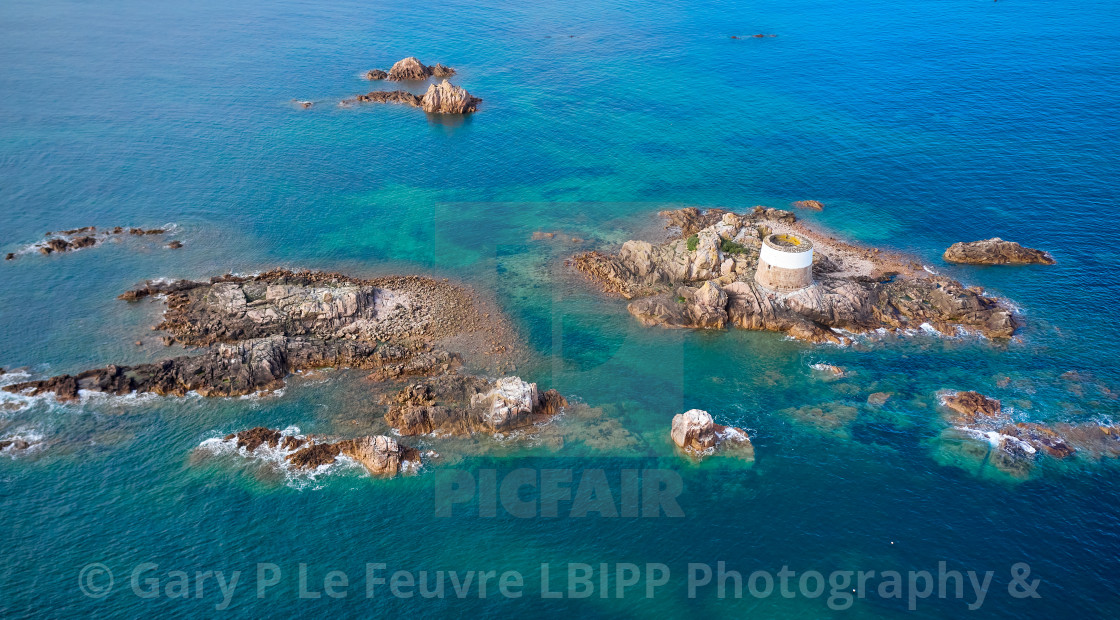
(8, 226), (167, 259)
(791, 200), (824, 211)
(166, 240), (183, 249)
(943, 238), (1055, 265)
(337, 435), (420, 476)
(387, 57), (432, 81)
(3, 269), (513, 400)
(385, 374), (567, 436)
(670, 409), (753, 460)
(4, 337), (445, 400)
(0, 439), (32, 452)
(942, 391), (1002, 426)
(220, 427), (419, 476)
(365, 69), (388, 80)
(419, 80), (481, 114)
(343, 81), (479, 115)
(286, 442), (342, 469)
(999, 423), (1074, 459)
(431, 63), (456, 78)
(344, 90), (421, 107)
(569, 207), (1018, 343)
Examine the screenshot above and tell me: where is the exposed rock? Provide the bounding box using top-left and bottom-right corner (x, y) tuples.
(286, 442), (341, 469)
(670, 409), (753, 460)
(0, 438), (33, 452)
(221, 427), (421, 477)
(344, 90), (421, 107)
(943, 238), (1055, 265)
(337, 435), (420, 476)
(568, 207), (1018, 343)
(226, 427), (287, 452)
(9, 226), (169, 259)
(387, 57), (432, 81)
(791, 200), (824, 211)
(365, 69), (388, 80)
(4, 269), (526, 400)
(811, 363), (847, 378)
(999, 423), (1074, 459)
(385, 374), (567, 436)
(430, 63), (456, 78)
(420, 80), (481, 114)
(942, 391), (1002, 426)
(166, 240), (183, 249)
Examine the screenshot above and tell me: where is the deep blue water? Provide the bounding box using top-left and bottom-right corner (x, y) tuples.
(1, 0), (1119, 616)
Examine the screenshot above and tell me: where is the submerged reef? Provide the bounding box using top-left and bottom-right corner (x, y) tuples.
(569, 207), (1018, 344)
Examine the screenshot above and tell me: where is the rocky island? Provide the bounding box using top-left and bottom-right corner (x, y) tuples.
(670, 409), (753, 461)
(343, 80), (481, 114)
(942, 238), (1055, 265)
(3, 270), (555, 410)
(365, 57), (456, 81)
(569, 207), (1018, 344)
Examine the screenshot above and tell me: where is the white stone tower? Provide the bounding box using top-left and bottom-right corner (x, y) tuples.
(755, 233), (814, 291)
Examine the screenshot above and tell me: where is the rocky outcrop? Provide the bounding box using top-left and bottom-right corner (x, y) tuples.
(568, 207), (1018, 343)
(0, 438), (34, 452)
(344, 90), (421, 107)
(942, 391), (1002, 426)
(431, 63), (456, 78)
(4, 337), (451, 401)
(670, 409), (753, 460)
(791, 200), (824, 211)
(362, 58), (457, 81)
(3, 269), (519, 400)
(223, 427), (419, 476)
(387, 57), (433, 80)
(385, 374), (567, 436)
(336, 436), (419, 476)
(419, 80), (481, 114)
(6, 226), (169, 260)
(933, 391), (1104, 477)
(342, 81), (480, 114)
(943, 238), (1055, 265)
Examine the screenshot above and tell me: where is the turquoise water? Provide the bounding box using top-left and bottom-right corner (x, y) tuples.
(2, 0), (1119, 616)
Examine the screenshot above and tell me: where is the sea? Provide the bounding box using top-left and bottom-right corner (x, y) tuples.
(1, 0), (1118, 616)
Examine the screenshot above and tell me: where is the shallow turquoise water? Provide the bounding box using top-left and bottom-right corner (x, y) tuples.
(1, 0), (1119, 616)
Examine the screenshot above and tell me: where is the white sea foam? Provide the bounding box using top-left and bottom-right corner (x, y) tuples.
(958, 427), (1036, 455)
(197, 426), (356, 489)
(0, 429), (46, 457)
